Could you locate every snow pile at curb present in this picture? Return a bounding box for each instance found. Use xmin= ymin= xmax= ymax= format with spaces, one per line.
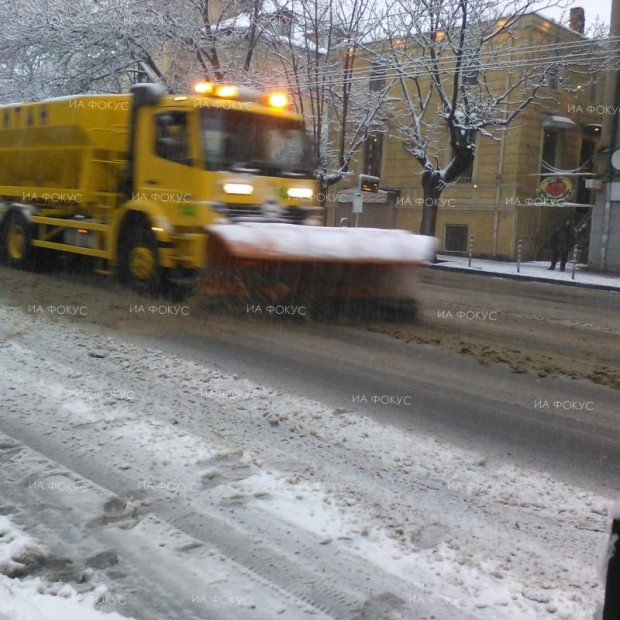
xmin=0 ymin=515 xmax=132 ymax=620
xmin=0 ymin=575 xmax=130 ymax=620
xmin=0 ymin=515 xmax=47 ymax=578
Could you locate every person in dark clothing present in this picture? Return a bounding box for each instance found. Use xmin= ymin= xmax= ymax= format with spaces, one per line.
xmin=548 ymin=219 xmax=576 ymax=271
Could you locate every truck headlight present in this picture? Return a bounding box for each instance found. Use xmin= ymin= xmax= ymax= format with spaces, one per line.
xmin=287 ymin=187 xmax=314 ymax=200
xmin=223 ymin=183 xmax=254 ymax=195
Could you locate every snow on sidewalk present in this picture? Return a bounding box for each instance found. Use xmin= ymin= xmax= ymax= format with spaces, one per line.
xmin=433 ymin=254 xmax=620 ymax=289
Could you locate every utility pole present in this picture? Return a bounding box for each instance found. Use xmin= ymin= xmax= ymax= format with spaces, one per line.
xmin=590 ymin=0 xmax=620 ymax=271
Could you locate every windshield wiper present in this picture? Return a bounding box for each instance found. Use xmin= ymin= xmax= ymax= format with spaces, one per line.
xmin=229 ymin=161 xmax=261 ymax=173
xmin=229 ymin=161 xmax=312 ymax=177
xmin=280 ymin=168 xmax=313 ymax=178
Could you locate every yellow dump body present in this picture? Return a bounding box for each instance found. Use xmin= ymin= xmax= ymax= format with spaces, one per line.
xmin=0 ymin=96 xmax=130 ymax=207
xmin=0 ymin=87 xmax=435 ymax=306
xmin=0 ymin=91 xmax=320 ymax=277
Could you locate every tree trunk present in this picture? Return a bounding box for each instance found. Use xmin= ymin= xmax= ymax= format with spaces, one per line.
xmin=418 ymin=145 xmax=474 ymax=237
xmin=419 ymin=172 xmax=443 ymax=237
xmin=319 ymin=176 xmax=329 ymax=226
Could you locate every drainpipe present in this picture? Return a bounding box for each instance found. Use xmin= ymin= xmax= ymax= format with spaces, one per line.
xmin=600 ymin=0 xmax=620 ymax=268
xmin=600 ymin=68 xmax=620 ymax=267
xmin=495 ymin=59 xmax=514 ymax=258
xmin=493 ymin=106 xmax=507 ymax=257
xmin=601 ymin=184 xmax=612 ymax=269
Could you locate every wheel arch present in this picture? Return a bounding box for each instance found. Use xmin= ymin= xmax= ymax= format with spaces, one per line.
xmin=1 ymin=203 xmax=36 ymax=225
xmin=111 ymin=200 xmax=171 ymax=270
xmin=0 ymin=204 xmax=38 ymax=266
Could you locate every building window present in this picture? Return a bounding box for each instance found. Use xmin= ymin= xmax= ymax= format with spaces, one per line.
xmin=273 ymin=12 xmax=293 ymax=37
xmin=462 ymin=51 xmax=480 ymax=86
xmin=444 ymin=224 xmax=468 ymax=252
xmin=547 ymin=64 xmax=559 ymax=91
xmin=540 ymin=129 xmax=559 ymax=173
xmin=456 ymin=158 xmax=473 ymax=183
xmin=454 ymin=132 xmax=476 ymax=183
xmin=456 ymin=143 xmax=475 ymax=183
xmin=364 ymin=133 xmax=383 ymax=177
xmin=369 ymin=61 xmax=386 ymax=92
xmin=155 ymin=112 xmax=190 ymax=165
xmin=590 ymin=75 xmax=597 ymax=105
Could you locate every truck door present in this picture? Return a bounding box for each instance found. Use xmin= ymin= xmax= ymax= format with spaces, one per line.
xmin=135 ymin=109 xmax=198 ymax=212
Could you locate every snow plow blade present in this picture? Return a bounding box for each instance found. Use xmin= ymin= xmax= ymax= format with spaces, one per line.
xmin=201 ymin=223 xmax=436 ymax=307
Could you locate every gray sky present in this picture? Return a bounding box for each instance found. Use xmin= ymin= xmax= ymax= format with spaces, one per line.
xmin=536 ymin=0 xmax=612 ymax=28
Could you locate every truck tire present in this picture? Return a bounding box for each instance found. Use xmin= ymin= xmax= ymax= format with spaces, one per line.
xmin=1 ymin=210 xmax=34 ymax=269
xmin=117 ymin=219 xmax=162 ymax=295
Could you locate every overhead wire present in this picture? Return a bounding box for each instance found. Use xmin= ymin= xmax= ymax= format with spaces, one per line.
xmin=1 ymin=0 xmax=617 ymax=93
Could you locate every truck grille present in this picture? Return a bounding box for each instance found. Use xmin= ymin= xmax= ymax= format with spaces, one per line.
xmin=222 ymin=204 xmax=307 ymax=224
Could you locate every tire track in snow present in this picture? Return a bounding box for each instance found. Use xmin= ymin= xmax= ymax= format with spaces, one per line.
xmin=0 ymin=304 xmax=612 ymax=619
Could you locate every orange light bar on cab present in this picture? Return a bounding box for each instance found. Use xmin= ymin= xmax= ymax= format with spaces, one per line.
xmin=194 ymin=82 xmax=214 ymax=94
xmin=214 ymin=85 xmax=239 ymax=98
xmin=267 ymin=92 xmax=288 ymax=108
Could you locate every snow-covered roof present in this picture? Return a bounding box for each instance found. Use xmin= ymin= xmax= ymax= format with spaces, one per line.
xmin=543 ymin=115 xmax=578 ymax=130
xmin=217 ymin=0 xmax=289 ymax=32
xmin=215 ymin=3 xmax=328 ymax=53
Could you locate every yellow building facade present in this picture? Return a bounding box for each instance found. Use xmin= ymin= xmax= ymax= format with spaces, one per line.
xmin=326 ymin=13 xmax=605 ymax=261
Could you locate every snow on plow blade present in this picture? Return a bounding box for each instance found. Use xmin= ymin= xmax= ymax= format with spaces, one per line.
xmin=202 ymin=223 xmax=436 ymax=303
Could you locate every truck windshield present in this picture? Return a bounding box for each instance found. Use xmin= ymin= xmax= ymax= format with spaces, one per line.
xmin=200 ymin=109 xmax=314 ymax=177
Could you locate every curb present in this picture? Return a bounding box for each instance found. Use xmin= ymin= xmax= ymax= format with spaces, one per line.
xmin=427 ymin=263 xmax=620 ymax=292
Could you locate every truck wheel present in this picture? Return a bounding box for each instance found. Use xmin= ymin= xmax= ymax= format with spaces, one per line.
xmin=2 ymin=211 xmax=34 ymax=269
xmin=117 ymin=221 xmax=162 ymax=295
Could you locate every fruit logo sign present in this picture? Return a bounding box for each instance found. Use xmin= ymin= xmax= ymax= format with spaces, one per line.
xmin=537 ymin=176 xmax=573 ymax=203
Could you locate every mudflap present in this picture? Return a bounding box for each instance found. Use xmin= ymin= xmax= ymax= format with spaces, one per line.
xmin=200 ymin=223 xmax=436 ymax=313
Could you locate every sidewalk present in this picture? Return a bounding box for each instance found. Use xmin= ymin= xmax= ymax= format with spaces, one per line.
xmin=429 ymin=254 xmax=620 ymax=291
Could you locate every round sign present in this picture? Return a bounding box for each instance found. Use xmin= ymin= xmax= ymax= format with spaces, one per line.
xmin=611 ymin=150 xmax=620 ymax=171
xmin=537 ymin=176 xmax=573 ymax=202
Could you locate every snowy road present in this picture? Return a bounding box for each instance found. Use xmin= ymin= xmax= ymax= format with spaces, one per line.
xmin=0 ymin=273 xmax=617 ymax=619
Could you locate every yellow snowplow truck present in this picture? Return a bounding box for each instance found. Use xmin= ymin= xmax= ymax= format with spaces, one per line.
xmin=0 ymin=83 xmax=435 ymax=308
